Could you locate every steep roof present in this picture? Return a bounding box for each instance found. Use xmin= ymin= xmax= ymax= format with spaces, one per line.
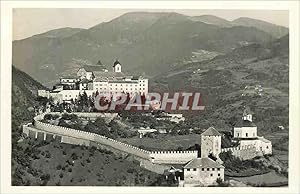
xmin=243 ymin=108 xmax=254 ymax=116
xmin=96 ymin=60 xmax=103 ymax=66
xmin=113 ymin=60 xmax=121 ymax=67
xmin=93 ymin=71 xmax=125 ymax=79
xmin=82 ymin=65 xmax=106 ymax=72
xmin=201 ymin=127 xmax=221 ymax=136
xmin=184 ymin=158 xmax=224 ymax=169
xmin=234 ymin=120 xmax=257 ymax=127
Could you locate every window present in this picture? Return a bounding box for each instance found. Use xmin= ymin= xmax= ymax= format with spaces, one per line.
xmin=193 ymin=168 xmax=196 ymax=171
xmin=246 ymin=133 xmax=248 ymax=137
xmin=207 ymin=168 xmax=210 ymax=171
xmin=218 ymin=173 xmax=220 ymax=176
xmin=212 ymin=168 xmax=215 ymax=171
xmin=187 ymin=169 xmax=190 ymax=171
xmin=202 ymin=168 xmax=204 ymax=171
xmin=237 ymin=133 xmax=239 ymax=137
xmin=266 ymin=146 xmax=269 ymax=149
xmin=217 ymin=168 xmax=220 ymax=171
xmin=210 ymin=174 xmax=213 ymax=177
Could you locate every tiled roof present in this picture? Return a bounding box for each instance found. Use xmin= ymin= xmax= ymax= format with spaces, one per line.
xmin=184 ymin=158 xmax=224 ymax=169
xmin=234 ymin=120 xmax=257 ymax=127
xmin=201 ymin=127 xmax=221 ymax=136
xmin=82 ymin=65 xmax=107 ymax=72
xmin=93 ymin=71 xmax=124 ymax=79
xmin=257 ymin=136 xmax=271 ymax=143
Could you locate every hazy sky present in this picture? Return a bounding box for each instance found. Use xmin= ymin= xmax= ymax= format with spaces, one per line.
xmin=13 ymin=9 xmax=289 ymax=40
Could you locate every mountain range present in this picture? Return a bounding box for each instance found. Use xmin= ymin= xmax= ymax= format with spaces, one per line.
xmin=12 ymin=12 xmax=288 ymax=87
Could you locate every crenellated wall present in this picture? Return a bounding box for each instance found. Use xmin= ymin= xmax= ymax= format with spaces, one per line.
xmin=31 ymin=117 xmax=151 ymax=160
xmin=221 ymin=145 xmax=261 ymax=160
xmin=42 ymin=112 xmax=118 ymax=121
xmin=149 ymin=150 xmax=198 ymax=164
xmin=24 ymin=112 xmax=201 ymax=168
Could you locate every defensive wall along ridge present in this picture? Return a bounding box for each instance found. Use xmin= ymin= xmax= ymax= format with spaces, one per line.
xmin=221 ymin=145 xmax=262 ymax=160
xmin=24 ymin=112 xmax=260 ymax=173
xmin=23 ymin=112 xmax=199 ymax=169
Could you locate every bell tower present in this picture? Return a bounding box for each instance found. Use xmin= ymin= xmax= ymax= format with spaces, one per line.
xmin=113 ymin=60 xmax=122 ymax=73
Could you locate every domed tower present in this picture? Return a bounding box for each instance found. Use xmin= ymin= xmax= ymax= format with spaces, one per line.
xmin=233 ymin=108 xmax=257 ymax=139
xmin=201 ymin=127 xmax=222 ymax=158
xmin=113 ymin=60 xmax=122 ymax=73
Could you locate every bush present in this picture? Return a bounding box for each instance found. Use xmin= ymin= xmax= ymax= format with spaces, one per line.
xmin=127 ymin=168 xmax=134 ymax=173
xmin=71 ymin=153 xmax=78 ymax=160
xmin=61 ymin=113 xmax=78 ymax=121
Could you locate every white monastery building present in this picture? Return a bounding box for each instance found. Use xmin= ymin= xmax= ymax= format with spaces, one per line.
xmin=38 ymin=60 xmax=148 ymax=103
xmin=233 ymin=109 xmax=272 ymax=155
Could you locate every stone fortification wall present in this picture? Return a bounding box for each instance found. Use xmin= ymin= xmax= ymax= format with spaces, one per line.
xmin=221 ymin=145 xmax=261 ymax=160
xmin=149 ymin=150 xmax=198 ymax=164
xmin=33 ymin=117 xmax=151 ymax=159
xmin=23 ymin=113 xmax=200 ymax=172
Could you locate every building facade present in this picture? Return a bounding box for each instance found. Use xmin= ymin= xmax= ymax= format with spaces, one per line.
xmin=38 ymin=60 xmax=148 ymax=103
xmin=233 ymin=110 xmax=272 ymax=155
xmin=201 ymin=127 xmax=222 ymax=158
xmin=183 ymin=158 xmax=224 ymax=187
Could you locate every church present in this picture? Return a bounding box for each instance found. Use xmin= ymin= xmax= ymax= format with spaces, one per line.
xmin=37 ymin=60 xmax=148 ymax=103
xmin=233 ymin=109 xmax=272 ymax=155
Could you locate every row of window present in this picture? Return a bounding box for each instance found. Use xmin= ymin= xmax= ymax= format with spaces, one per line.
xmin=64 ymin=91 xmax=146 ymax=98
xmin=95 ymin=88 xmax=146 ymax=91
xmin=189 ymin=173 xmax=221 ymax=179
xmin=187 ymin=168 xmax=221 ymax=171
xmin=236 ymin=132 xmax=256 ymax=137
xmin=94 ymin=84 xmax=146 ymax=87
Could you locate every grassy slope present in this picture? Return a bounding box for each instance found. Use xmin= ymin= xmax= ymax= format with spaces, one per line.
xmin=13 ymin=140 xmax=160 ymax=186
xmin=11 ymin=66 xmax=47 ymax=137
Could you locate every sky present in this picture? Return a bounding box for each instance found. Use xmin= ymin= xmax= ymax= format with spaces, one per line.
xmin=13 ymin=9 xmax=289 ymax=40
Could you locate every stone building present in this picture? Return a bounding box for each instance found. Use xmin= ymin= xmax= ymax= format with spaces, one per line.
xmin=183 ymin=157 xmax=224 ymax=187
xmin=200 ymin=127 xmax=222 ymax=158
xmin=233 ymin=110 xmax=272 ymax=155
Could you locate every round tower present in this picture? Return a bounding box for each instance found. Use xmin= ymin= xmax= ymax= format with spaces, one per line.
xmin=200 ymin=127 xmax=221 ymax=158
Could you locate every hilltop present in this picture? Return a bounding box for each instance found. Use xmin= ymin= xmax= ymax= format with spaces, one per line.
xmin=12 ymin=12 xmax=286 ymax=87
xmin=152 ymin=35 xmax=289 ymax=133
xmin=12 ymin=66 xmax=46 ymax=131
